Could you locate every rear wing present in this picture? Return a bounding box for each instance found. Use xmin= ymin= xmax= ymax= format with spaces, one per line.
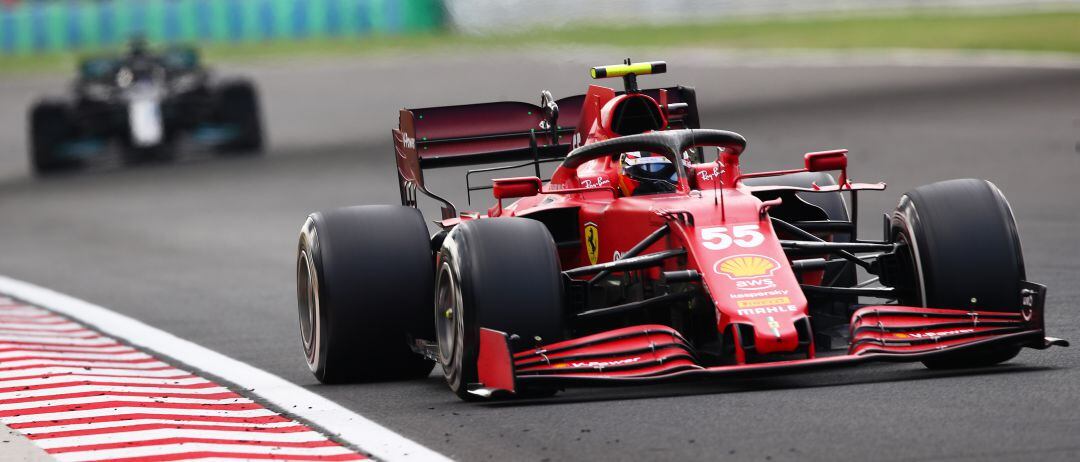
xmin=393 ymin=86 xmax=701 ymax=217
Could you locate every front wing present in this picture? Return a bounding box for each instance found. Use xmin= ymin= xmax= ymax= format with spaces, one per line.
xmin=471 ymin=291 xmax=1068 ymax=397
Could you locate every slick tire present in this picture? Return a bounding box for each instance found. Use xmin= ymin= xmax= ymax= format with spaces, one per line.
xmin=435 ymin=218 xmax=565 ymax=400
xmin=296 ymin=205 xmax=435 ymax=383
xmin=29 ymin=99 xmax=79 ymax=175
xmin=891 ymin=179 xmax=1025 ymax=369
xmin=215 ymin=79 xmax=264 ymax=154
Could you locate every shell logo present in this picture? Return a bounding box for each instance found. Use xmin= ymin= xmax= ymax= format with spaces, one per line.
xmin=713 ymin=255 xmax=780 ymax=279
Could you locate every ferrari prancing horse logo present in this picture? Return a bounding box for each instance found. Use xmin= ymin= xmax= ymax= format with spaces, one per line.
xmin=584 ymin=222 xmax=599 ymax=265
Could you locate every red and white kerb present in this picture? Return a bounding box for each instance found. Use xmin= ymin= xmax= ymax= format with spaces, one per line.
xmin=0 ymin=296 xmax=365 ymax=461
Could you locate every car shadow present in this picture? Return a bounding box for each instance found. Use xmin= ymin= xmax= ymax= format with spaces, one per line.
xmin=479 ymin=362 xmax=1058 ymax=409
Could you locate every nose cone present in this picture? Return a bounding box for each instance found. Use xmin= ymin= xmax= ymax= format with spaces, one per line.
xmin=679 ymin=195 xmax=810 ymax=359
xmin=704 ymin=253 xmax=808 ymax=356
xmin=671 ymin=188 xmax=811 ymax=361
xmin=742 ymin=304 xmax=803 ymax=354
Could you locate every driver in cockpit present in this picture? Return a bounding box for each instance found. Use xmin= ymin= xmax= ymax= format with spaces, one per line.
xmin=616 ymin=151 xmax=678 ymax=196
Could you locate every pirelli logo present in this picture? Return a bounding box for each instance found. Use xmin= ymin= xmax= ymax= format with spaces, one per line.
xmin=736 ymin=297 xmax=791 ymax=308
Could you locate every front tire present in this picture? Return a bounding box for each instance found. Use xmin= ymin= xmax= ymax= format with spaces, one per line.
xmin=296 ymin=205 xmax=435 ymax=383
xmin=891 ymin=179 xmax=1025 ymax=369
xmin=29 ymin=99 xmax=80 ymax=175
xmin=436 ymin=218 xmax=565 ymax=400
xmin=214 ymin=79 xmax=264 ymax=154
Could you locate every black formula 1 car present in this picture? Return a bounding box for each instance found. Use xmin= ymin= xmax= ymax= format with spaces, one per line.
xmin=28 ymin=37 xmax=264 ymax=174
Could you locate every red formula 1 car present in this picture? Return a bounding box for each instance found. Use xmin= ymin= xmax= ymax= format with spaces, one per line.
xmin=295 ymin=60 xmax=1067 ymax=400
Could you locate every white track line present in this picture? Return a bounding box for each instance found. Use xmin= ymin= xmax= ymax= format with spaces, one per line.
xmin=0 ymin=395 xmax=256 ymax=412
xmin=1 ymin=408 xmax=282 ymax=424
xmin=0 ymin=366 xmax=179 ymax=377
xmin=0 ymin=344 xmax=134 ymax=353
xmin=36 ymin=428 xmax=337 ymax=448
xmin=0 ymin=385 xmax=233 ymax=399
xmin=0 ymin=350 xmax=151 ymax=361
xmin=53 ymin=444 xmax=359 ymax=462
xmin=0 ymin=335 xmax=117 ymax=346
xmin=0 ymin=275 xmax=450 ymax=462
xmin=0 ymin=374 xmax=204 ymax=386
xmin=20 ymin=419 xmax=303 ymax=435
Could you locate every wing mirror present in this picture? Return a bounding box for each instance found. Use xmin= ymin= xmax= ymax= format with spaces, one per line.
xmin=804 ymin=149 xmax=848 ymax=185
xmin=804 ymin=149 xmax=847 ymax=172
xmin=490 ymin=177 xmax=542 ymax=217
xmin=493 ymin=177 xmax=542 ymax=200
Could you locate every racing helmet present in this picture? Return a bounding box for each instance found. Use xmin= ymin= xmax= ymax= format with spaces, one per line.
xmin=617 ymin=152 xmax=678 ymax=196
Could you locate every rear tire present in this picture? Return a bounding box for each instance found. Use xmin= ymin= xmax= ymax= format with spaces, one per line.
xmin=29 ymin=99 xmax=80 ymax=175
xmin=891 ymin=179 xmax=1025 ymax=369
xmin=435 ymin=218 xmax=565 ymax=400
xmin=296 ymin=205 xmax=435 ymax=383
xmin=214 ymin=79 xmax=264 ymax=154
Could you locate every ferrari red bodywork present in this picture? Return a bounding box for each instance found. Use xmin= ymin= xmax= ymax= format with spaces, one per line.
xmin=391 ymin=61 xmax=1066 ymax=398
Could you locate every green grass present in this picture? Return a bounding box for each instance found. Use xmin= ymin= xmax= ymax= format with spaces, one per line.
xmin=3 ymin=11 xmax=1078 ymax=75
xmin=533 ymin=11 xmax=1080 ymax=53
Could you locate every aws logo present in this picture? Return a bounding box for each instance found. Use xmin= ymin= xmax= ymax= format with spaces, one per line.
xmin=733 ymin=278 xmax=776 ymax=291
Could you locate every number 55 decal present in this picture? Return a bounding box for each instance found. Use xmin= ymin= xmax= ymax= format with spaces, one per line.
xmin=700 ymin=224 xmax=765 ymax=250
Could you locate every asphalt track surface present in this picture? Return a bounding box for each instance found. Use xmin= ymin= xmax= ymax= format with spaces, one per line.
xmin=0 ymin=51 xmax=1078 ymax=461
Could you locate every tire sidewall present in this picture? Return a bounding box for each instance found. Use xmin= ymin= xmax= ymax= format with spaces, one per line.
xmin=297 ymin=216 xmax=328 ymax=376
xmin=435 ymin=235 xmax=478 ymax=396
xmin=891 ymin=195 xmax=929 ymax=307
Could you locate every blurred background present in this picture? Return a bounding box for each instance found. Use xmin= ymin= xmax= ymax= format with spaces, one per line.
xmin=0 ymin=0 xmax=1077 ymax=60
xmin=0 ymin=2 xmax=1078 ymax=461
